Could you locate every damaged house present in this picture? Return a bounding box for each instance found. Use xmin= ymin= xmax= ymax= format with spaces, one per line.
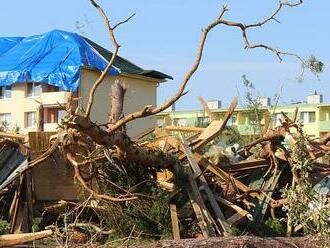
xmin=0 ymin=29 xmax=172 ymax=136
xmin=0 ymin=30 xmax=171 ymax=233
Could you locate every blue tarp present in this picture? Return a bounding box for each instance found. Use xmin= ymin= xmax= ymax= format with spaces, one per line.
xmin=0 ymin=30 xmax=119 ymax=92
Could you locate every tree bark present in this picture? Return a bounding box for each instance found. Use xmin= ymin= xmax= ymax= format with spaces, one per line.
xmin=66 ymin=115 xmax=176 ymax=168
xmin=0 ymin=230 xmax=52 ymax=247
xmin=108 ymin=80 xmax=126 ymax=132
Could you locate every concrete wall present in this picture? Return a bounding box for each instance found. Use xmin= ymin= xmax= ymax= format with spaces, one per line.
xmin=79 ymin=68 xmax=158 ymax=137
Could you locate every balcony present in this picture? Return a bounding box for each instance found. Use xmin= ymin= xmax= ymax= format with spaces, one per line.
xmin=319 ymin=120 xmax=330 ymax=132
xmin=41 ymin=91 xmax=70 ymax=106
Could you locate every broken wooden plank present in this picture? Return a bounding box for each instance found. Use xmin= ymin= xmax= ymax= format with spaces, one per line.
xmin=192 ymin=152 xmax=260 ymax=198
xmin=165 ymin=136 xmax=256 ymax=198
xmin=193 ymin=97 xmax=238 ymax=149
xmin=0 ymin=230 xmax=53 ymax=247
xmin=186 ymin=186 xmax=210 ymax=238
xmin=181 ymin=140 xmax=230 ymax=236
xmin=222 ymin=159 xmax=269 ymax=173
xmin=0 ymin=131 xmax=26 ymax=142
xmin=197 ymin=121 xmax=223 ymax=141
xmin=170 ymin=204 xmax=180 ymax=240
xmin=227 ymin=212 xmax=249 ymax=227
xmin=215 ymin=196 xmax=253 ymax=227
xmin=198 ymin=96 xmax=217 ymax=121
xmin=184 ymin=163 xmax=217 ymax=238
xmin=249 ymin=164 xmax=286 ymax=224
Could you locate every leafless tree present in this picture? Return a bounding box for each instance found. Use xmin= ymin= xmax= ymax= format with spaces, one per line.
xmin=27 ymin=0 xmax=323 ymax=202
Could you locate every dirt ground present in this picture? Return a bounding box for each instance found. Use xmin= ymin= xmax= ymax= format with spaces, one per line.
xmin=138 ymin=236 xmax=329 ymax=248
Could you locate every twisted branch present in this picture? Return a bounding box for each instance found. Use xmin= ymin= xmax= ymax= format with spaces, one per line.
xmin=84 ymin=0 xmax=134 ymax=118
xmin=108 ymin=1 xmax=305 ymax=134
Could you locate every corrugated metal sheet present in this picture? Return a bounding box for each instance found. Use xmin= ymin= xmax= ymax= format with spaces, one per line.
xmin=0 ymin=146 xmax=27 ymax=190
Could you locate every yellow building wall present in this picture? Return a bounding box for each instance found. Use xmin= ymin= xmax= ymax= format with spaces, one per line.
xmin=0 ymin=70 xmax=159 ymax=137
xmin=0 ymin=83 xmax=40 ymax=133
xmin=273 ymin=105 xmax=320 ymax=137
xmin=79 ymin=68 xmax=158 ymax=137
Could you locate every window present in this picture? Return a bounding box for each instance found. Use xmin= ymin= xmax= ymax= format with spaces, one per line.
xmin=196 ymin=117 xmax=210 ymax=127
xmin=45 ymin=108 xmax=58 ymax=123
xmin=27 ymin=83 xmax=41 ymax=97
xmin=0 ymin=86 xmax=12 ymax=99
xmin=300 ymin=112 xmax=316 ymax=124
xmin=0 ymin=113 xmax=12 ymax=127
xmin=227 ymin=115 xmax=237 ymax=126
xmin=175 ymin=118 xmax=187 ymax=127
xmin=25 ymin=112 xmax=36 ymax=127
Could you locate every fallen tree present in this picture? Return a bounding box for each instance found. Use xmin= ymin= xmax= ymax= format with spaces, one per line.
xmin=1 ymin=0 xmax=327 ymax=245
xmin=24 ymin=0 xmax=323 ymax=203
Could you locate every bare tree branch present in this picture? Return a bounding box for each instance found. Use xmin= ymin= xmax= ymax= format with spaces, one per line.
xmin=84 ymin=0 xmax=134 ymax=118
xmin=107 ymin=1 xmax=306 ymax=134
xmin=113 ymin=13 xmax=136 ymax=30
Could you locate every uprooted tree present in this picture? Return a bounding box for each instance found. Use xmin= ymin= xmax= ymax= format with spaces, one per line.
xmin=26 ymin=0 xmax=323 ymax=205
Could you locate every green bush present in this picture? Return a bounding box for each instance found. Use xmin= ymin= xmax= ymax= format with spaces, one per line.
xmin=0 ymin=219 xmax=9 ymax=235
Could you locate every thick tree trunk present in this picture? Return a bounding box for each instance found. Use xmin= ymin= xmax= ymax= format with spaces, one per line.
xmin=67 ymin=115 xmax=176 ymax=168
xmin=108 ymin=80 xmax=126 ymax=132
xmin=37 ymin=105 xmax=44 ymax=132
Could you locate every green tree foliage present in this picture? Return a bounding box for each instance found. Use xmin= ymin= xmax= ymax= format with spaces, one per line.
xmin=282 ymin=132 xmax=330 ymax=236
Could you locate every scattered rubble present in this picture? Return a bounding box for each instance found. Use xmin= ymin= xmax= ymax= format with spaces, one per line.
xmin=1 ymin=95 xmax=330 ymax=247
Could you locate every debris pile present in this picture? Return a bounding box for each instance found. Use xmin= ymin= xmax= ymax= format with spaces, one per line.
xmin=1 ymin=96 xmax=330 ymax=247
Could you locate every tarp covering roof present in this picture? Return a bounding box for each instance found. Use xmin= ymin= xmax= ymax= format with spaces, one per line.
xmin=0 ymin=30 xmax=172 ymax=92
xmin=0 ymin=30 xmax=119 ymax=92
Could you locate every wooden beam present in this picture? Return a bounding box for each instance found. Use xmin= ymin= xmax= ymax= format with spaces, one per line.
xmin=165 ymin=135 xmax=258 ymax=198
xmin=193 ymin=97 xmax=238 ymax=149
xmin=0 ymin=132 xmax=26 ymax=141
xmin=184 ymin=164 xmax=217 ymax=238
xmin=181 ymin=140 xmax=230 ymax=236
xmin=0 ymin=230 xmax=53 ymax=247
xmin=215 ymin=196 xmax=253 ymax=227
xmin=222 ymin=159 xmax=269 ymax=173
xmin=192 ymin=152 xmax=260 ymax=198
xmin=170 ymin=204 xmax=180 ymax=240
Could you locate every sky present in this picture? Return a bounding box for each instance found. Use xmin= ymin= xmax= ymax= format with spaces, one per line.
xmin=1 ymin=0 xmax=329 ymax=110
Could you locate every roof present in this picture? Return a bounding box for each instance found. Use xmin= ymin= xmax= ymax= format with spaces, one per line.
xmin=84 ymin=37 xmax=173 ymax=80
xmin=0 ymin=143 xmax=28 ymax=191
xmin=0 ymin=30 xmax=172 ymax=92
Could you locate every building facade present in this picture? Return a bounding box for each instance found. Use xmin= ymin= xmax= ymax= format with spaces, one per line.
xmin=157 ymin=95 xmax=330 ymax=140
xmin=0 ymin=30 xmax=172 ymax=137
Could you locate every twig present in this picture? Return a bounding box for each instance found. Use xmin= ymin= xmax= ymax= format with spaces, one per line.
xmin=108 ymin=1 xmax=306 ymax=134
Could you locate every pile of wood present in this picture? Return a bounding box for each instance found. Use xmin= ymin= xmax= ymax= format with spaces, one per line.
xmin=1 ymin=95 xmax=330 ymax=246
xmin=1 ymin=0 xmax=329 ymax=245
xmin=135 ymin=97 xmax=330 ymax=240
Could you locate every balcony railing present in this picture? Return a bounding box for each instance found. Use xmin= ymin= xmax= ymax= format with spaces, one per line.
xmin=41 ymin=91 xmax=70 ymax=106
